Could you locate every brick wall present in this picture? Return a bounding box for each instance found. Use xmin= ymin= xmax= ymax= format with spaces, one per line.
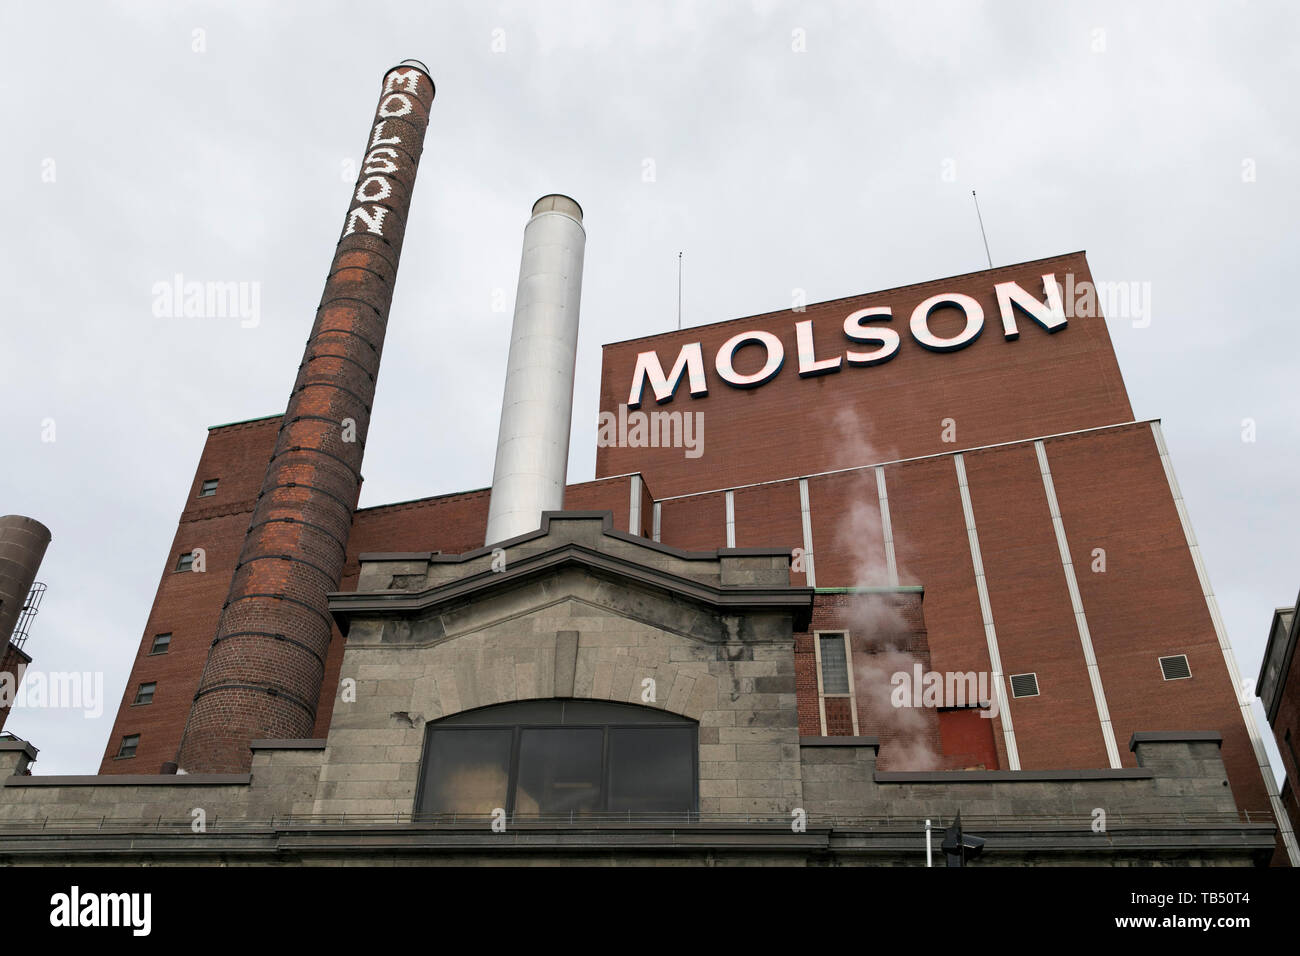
xmin=99 ymin=416 xmax=282 ymax=773
xmin=795 ymin=592 xmax=944 ymax=771
xmin=99 ymin=424 xmax=635 ymax=774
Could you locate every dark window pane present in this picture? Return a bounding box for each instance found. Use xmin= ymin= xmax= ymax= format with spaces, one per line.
xmin=819 ymin=634 xmax=850 ymax=694
xmin=515 ymin=728 xmax=603 ymax=817
xmin=608 ymin=727 xmax=695 ymax=813
xmin=421 ymin=729 xmax=512 ymax=815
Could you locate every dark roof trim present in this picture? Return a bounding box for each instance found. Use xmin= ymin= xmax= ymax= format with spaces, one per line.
xmin=0 ymin=739 xmax=38 ymax=760
xmin=1 ymin=644 xmax=32 ymax=665
xmin=800 ymin=736 xmax=880 ymax=748
xmin=206 ymin=412 xmax=282 ymax=431
xmin=1128 ymin=731 xmax=1223 ymax=752
xmin=330 ymin=541 xmax=814 ymax=633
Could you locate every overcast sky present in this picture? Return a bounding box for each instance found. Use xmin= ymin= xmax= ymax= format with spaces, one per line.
xmin=2 ymin=0 xmax=1297 ymax=777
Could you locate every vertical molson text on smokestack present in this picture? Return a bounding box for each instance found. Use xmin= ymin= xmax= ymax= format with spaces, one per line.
xmin=176 ymin=62 xmax=434 ymax=774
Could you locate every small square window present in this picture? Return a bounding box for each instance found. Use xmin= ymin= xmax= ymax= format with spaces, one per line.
xmin=198 ymin=478 xmax=219 ymax=498
xmin=175 ymin=552 xmax=195 ymax=572
xmin=118 ymin=734 xmax=139 ymax=759
xmin=149 ymin=633 xmax=172 ymax=655
xmin=134 ymin=682 xmax=156 ymax=705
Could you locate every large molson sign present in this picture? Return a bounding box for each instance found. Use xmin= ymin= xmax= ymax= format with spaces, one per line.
xmin=628 ymin=273 xmax=1066 ymax=407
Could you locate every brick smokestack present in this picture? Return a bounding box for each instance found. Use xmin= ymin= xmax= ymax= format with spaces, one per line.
xmin=177 ymin=61 xmax=434 ymax=773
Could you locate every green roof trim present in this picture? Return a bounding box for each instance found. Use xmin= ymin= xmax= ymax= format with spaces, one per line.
xmin=207 ymin=412 xmax=283 ymax=431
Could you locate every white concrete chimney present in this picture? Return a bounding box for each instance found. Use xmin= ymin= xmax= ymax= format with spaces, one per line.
xmin=484 ymin=194 xmax=586 ymax=546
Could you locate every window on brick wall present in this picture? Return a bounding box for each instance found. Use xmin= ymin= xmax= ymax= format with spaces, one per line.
xmin=134 ymin=682 xmax=156 ymax=705
xmin=149 ymin=633 xmax=171 ymax=655
xmin=814 ymin=631 xmax=859 ymax=736
xmin=198 ymin=478 xmax=219 ymax=498
xmin=416 ymin=699 xmax=697 ymax=819
xmin=175 ymin=552 xmax=195 ymax=572
xmin=117 ymin=735 xmax=139 ymax=758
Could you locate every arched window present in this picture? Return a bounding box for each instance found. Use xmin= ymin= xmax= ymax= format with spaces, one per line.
xmin=415 ymin=699 xmax=697 ymax=819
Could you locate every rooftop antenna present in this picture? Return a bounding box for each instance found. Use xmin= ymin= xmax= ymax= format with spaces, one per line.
xmin=677 ymin=251 xmax=683 ymax=329
xmin=972 ymin=190 xmax=993 ymax=269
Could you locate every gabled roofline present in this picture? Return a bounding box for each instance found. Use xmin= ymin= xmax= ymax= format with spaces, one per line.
xmin=331 ymin=536 xmax=813 ymax=634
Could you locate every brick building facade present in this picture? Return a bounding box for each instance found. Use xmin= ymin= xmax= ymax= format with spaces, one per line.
xmin=88 ymin=250 xmax=1296 ymax=864
xmin=3 ymin=60 xmax=1290 ymax=866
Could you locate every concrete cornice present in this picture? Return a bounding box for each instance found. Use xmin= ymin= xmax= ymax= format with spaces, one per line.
xmin=0 ymin=739 xmax=38 ymax=760
xmin=3 ymin=773 xmax=251 ymax=787
xmin=249 ymin=739 xmax=327 ymax=751
xmin=331 ymin=539 xmax=814 ymax=633
xmin=0 ymin=818 xmax=1275 ymax=865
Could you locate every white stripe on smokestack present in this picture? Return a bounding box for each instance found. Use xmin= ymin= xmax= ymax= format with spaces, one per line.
xmin=485 ymin=195 xmax=586 ymax=546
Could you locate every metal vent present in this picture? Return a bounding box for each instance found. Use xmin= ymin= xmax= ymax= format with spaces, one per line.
xmin=1009 ymin=672 xmax=1039 ymax=698
xmin=1159 ymin=654 xmax=1191 ymax=680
